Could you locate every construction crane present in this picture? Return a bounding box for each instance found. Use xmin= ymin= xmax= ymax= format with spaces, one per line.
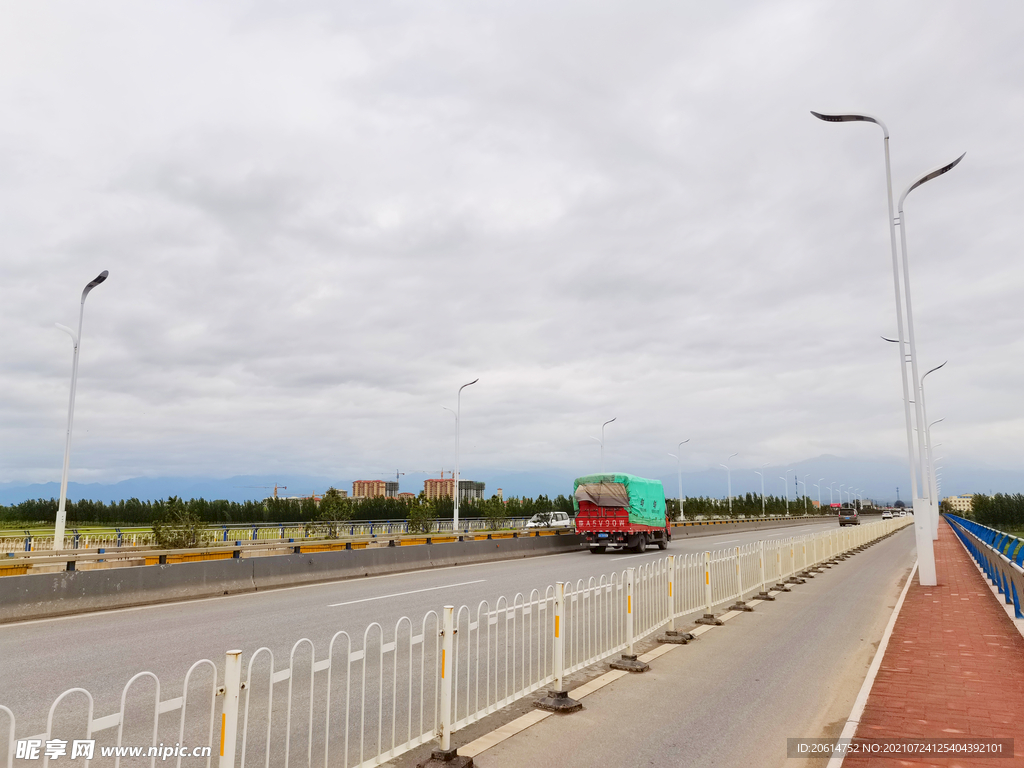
xmin=236 ymin=484 xmax=288 ymax=499
xmin=373 ymin=470 xmax=406 ymax=484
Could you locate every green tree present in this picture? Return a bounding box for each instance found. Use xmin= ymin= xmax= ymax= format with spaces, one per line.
xmin=152 ymin=496 xmax=210 ymax=548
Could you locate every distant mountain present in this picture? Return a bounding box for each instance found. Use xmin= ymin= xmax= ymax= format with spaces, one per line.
xmin=1 ymin=457 xmax=1020 ymax=506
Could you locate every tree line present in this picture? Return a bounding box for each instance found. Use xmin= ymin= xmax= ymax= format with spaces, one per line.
xmin=958 ymin=493 xmax=1024 ymax=531
xmin=1 ymin=490 xmax=826 ymax=528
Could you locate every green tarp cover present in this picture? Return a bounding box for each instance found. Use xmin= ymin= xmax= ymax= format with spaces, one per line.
xmin=572 ymin=473 xmax=666 ymax=527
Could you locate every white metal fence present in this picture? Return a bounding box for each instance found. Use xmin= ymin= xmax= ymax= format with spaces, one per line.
xmin=1 ymin=518 xmax=909 ymax=767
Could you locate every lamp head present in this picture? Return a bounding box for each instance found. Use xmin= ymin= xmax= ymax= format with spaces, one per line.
xmin=810 ymin=111 xmax=887 ymax=137
xmin=82 ymin=270 xmax=109 ymax=301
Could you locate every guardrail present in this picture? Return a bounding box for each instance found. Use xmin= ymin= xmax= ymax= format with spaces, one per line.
xmin=0 ymin=514 xmax=841 ymax=575
xmin=945 ymin=514 xmax=1024 ymax=619
xmin=0 ymin=517 xmax=910 ymax=768
xmin=0 ymin=518 xmax=536 ymax=554
xmin=0 ymin=512 xmax=844 ymax=554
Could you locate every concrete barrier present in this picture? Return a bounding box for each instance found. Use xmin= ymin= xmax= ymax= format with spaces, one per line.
xmin=0 ymin=533 xmax=585 ymax=624
xmin=0 ymin=557 xmax=258 ymax=624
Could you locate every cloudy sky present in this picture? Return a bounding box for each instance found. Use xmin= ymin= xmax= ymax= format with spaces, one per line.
xmin=2 ymin=1 xmax=1022 ymax=501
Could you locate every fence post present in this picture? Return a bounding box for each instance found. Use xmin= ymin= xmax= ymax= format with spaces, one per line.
xmin=757 ymin=540 xmax=775 ymax=600
xmin=785 ymin=538 xmax=804 ymax=585
xmin=658 ymin=555 xmax=695 ymax=643
xmin=696 ymin=551 xmax=724 ymax=624
xmin=611 ymin=568 xmax=650 ymax=670
xmin=218 ymin=650 xmax=242 ymax=768
xmin=440 ymin=606 xmax=454 ymax=751
xmin=729 ymin=546 xmax=753 ymax=611
xmin=536 ymin=582 xmax=582 ymax=711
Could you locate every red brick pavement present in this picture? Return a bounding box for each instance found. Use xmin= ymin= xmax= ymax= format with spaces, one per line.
xmin=844 ymin=518 xmax=1024 ymax=767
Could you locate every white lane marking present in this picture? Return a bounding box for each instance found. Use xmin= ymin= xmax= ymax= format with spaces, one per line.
xmin=717 ymin=539 xmax=740 ymax=544
xmin=609 ymin=553 xmax=662 ymax=562
xmin=328 ymin=579 xmax=486 ymax=607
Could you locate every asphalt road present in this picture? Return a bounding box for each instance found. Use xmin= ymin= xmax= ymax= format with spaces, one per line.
xmin=466 ymin=525 xmax=917 ymax=768
xmin=0 ymin=518 xmax=847 ymax=756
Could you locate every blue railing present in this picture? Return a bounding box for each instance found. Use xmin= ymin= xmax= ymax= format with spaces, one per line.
xmin=945 ymin=513 xmax=1024 ymax=619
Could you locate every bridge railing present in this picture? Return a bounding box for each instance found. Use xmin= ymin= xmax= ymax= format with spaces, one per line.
xmin=0 ymin=518 xmax=909 ymax=768
xmin=945 ymin=514 xmax=1024 ymax=619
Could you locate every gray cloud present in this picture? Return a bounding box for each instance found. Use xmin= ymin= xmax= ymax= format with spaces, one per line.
xmin=2 ymin=1 xmax=1023 ymax=500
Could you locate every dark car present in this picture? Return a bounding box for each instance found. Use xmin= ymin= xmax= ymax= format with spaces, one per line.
xmin=838 ymin=508 xmax=860 ymax=526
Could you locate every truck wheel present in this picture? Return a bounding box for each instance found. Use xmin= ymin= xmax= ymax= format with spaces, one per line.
xmin=590 ymin=546 xmax=607 ymax=554
xmin=635 ymin=535 xmax=647 ymax=553
xmin=657 ymin=536 xmax=668 ymax=550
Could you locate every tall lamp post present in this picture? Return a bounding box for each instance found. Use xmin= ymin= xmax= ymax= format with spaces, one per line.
xmin=591 ymin=418 xmax=616 ymax=474
xmin=754 ymin=463 xmax=769 ymax=517
xmin=54 ymin=270 xmax=109 ymax=552
xmin=668 ymin=438 xmax=690 ymax=520
xmin=811 ymin=111 xmax=955 ymax=586
xmin=925 ymin=417 xmax=945 ymax=538
xmin=452 ymin=378 xmax=479 ymax=532
xmin=816 ymin=477 xmax=825 ymax=511
xmin=782 ymin=469 xmax=793 ymax=515
xmin=898 ymin=153 xmax=965 ymax=571
xmin=719 ymin=453 xmax=738 ymax=514
xmin=920 ymin=361 xmax=947 ymax=539
xmin=800 ymin=475 xmax=810 ymax=514
xmin=828 ymin=482 xmax=837 ymax=508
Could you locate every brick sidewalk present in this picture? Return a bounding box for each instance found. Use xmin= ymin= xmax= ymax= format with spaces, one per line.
xmin=844 ymin=518 xmax=1024 ymax=768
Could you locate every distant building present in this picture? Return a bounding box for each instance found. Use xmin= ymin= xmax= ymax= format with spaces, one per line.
xmin=397 ymin=492 xmax=416 ymax=500
xmin=944 ymin=494 xmax=974 ymax=513
xmin=497 ymin=488 xmax=503 ymax=501
xmin=423 ymin=478 xmax=485 ymax=501
xmin=352 ymin=480 xmax=386 ymax=499
xmin=424 ymin=478 xmax=454 ymax=500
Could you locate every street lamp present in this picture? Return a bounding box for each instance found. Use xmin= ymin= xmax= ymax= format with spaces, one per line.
xmin=719 ymin=453 xmax=738 ymax=514
xmin=898 ymin=154 xmax=964 ymax=555
xmin=782 ymin=469 xmax=793 ymax=515
xmin=754 ymin=463 xmax=769 ymax=517
xmin=54 ymin=270 xmax=109 ymax=552
xmin=920 ymin=361 xmax=946 ymax=539
xmin=812 ymin=112 xmax=919 ymax=507
xmin=591 ymin=418 xmax=617 ymax=474
xmin=800 ymin=475 xmax=810 ymax=514
xmin=839 ymin=484 xmax=845 ymax=509
xmin=812 ymin=111 xmax=960 ymax=587
xmin=453 ymin=378 xmax=479 ymax=532
xmin=816 ymin=477 xmax=825 ymax=511
xmin=925 ymin=416 xmax=945 ymax=538
xmin=668 ymin=439 xmax=690 ymax=520
xmin=828 ymin=482 xmax=836 ymax=508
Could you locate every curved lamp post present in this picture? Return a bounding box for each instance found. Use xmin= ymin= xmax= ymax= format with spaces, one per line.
xmin=812 ymin=112 xmax=919 ymax=508
xmin=817 ymin=477 xmax=825 ymax=511
xmin=591 ymin=418 xmax=617 ymax=474
xmin=899 ymin=156 xmax=964 ymax=554
xmin=719 ymin=453 xmax=738 ymax=514
xmin=55 ymin=270 xmax=109 ymax=552
xmin=920 ymin=361 xmax=947 ymax=539
xmin=812 ymin=112 xmax=963 ymax=586
xmin=754 ymin=463 xmax=769 ymax=517
xmin=782 ymin=469 xmax=793 ymax=515
xmin=453 ymin=378 xmax=479 ymax=532
xmin=668 ymin=438 xmax=690 ymax=520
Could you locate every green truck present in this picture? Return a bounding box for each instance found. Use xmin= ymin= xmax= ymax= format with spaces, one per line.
xmin=573 ymin=473 xmax=671 ymax=553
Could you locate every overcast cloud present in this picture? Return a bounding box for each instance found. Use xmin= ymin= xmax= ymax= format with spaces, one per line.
xmin=2 ymin=1 xmax=1022 ymax=499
